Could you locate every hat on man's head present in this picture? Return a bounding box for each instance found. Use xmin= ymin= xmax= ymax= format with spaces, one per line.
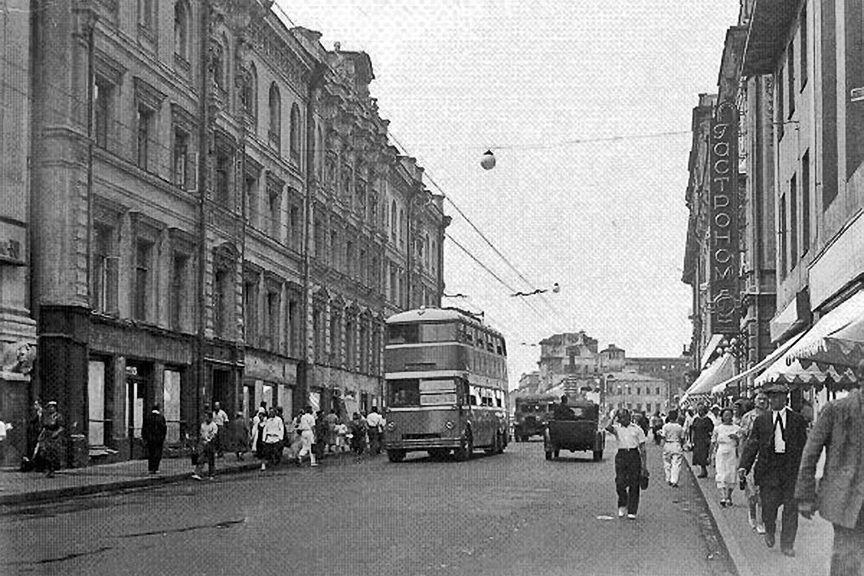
xmin=762 ymin=382 xmax=790 ymax=395
xmin=46 ymin=401 xmax=58 ymax=407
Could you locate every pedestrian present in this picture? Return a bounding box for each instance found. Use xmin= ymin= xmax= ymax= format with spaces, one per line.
xmin=296 ymin=405 xmax=317 ymax=467
xmin=660 ymin=410 xmax=685 ymax=487
xmin=228 ymin=411 xmax=249 ymax=460
xmin=274 ymin=406 xmax=286 ymax=465
xmin=682 ymin=406 xmax=696 ymax=451
xmin=142 ymin=403 xmax=167 ymax=474
xmin=711 ymin=407 xmax=741 ymax=507
xmin=690 ymin=403 xmax=714 ymax=478
xmin=350 ymin=412 xmax=367 ymax=454
xmin=366 ymin=406 xmax=385 ymax=455
xmin=36 ymin=401 xmax=65 ymax=478
xmin=193 ymin=411 xmax=218 ymax=480
xmin=212 ymin=401 xmax=228 ymax=458
xmin=314 ymin=410 xmax=327 ymax=460
xmin=650 ymin=412 xmax=664 ymax=445
xmin=796 ymin=364 xmax=864 ymax=575
xmin=257 ymin=407 xmax=284 ymax=471
xmin=740 ymin=392 xmax=768 ymax=534
xmin=335 ymin=420 xmax=348 ymax=453
xmin=738 ymin=383 xmax=808 ymax=556
xmin=709 ymin=404 xmax=722 ymax=427
xmin=604 ymin=408 xmax=648 ymax=520
xmin=250 ymin=407 xmax=267 ymax=463
xmin=324 ymin=408 xmax=339 ymax=453
xmin=24 ymin=400 xmax=42 ymax=470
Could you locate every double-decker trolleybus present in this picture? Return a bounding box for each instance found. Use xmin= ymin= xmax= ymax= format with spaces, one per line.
xmin=383 ymin=307 xmax=509 ymax=462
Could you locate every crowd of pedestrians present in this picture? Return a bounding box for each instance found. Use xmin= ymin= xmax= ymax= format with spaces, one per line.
xmin=185 ymin=402 xmax=389 ymax=479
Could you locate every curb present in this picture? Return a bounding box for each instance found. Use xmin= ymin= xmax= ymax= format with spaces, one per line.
xmin=0 ymin=461 xmax=263 ymax=506
xmin=683 ymin=457 xmax=753 ymax=576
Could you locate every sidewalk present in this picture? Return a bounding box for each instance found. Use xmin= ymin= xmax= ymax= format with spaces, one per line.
xmin=684 ymin=457 xmax=833 ymax=576
xmin=0 ymin=450 xmax=352 ymax=506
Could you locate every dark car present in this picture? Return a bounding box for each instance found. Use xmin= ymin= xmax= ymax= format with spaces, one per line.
xmin=543 ymin=400 xmax=605 ymax=461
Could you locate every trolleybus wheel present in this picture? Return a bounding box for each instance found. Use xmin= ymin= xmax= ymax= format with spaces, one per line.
xmin=544 ymin=450 xmax=552 ymax=460
xmin=387 ymin=450 xmax=406 ymax=462
xmin=553 ymin=449 xmax=560 ymax=459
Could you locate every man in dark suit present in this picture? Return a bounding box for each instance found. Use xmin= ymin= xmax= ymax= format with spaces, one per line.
xmin=738 ymin=383 xmax=808 ymax=557
xmin=142 ymin=403 xmax=168 ymax=474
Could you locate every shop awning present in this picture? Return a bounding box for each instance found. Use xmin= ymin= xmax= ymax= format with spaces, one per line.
xmin=784 ymin=290 xmax=864 ymax=371
xmin=755 ymin=358 xmax=858 ymax=390
xmin=683 ymin=354 xmax=736 ymax=400
xmin=700 ymin=334 xmax=725 ymax=369
xmin=710 ymin=333 xmax=806 ymax=395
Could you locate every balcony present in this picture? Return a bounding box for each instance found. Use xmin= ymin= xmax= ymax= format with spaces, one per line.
xmin=742 ymin=0 xmax=798 ymax=76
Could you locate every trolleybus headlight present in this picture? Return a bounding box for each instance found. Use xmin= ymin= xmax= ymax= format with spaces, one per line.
xmin=445 ymin=421 xmax=454 ymax=430
xmin=386 ymin=422 xmax=396 ymax=432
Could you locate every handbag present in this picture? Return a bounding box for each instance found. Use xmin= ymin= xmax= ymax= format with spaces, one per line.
xmin=640 ymin=471 xmax=650 ymax=490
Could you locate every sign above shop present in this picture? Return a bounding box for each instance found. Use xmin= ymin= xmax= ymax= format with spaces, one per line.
xmin=708 ymin=100 xmax=740 ymax=334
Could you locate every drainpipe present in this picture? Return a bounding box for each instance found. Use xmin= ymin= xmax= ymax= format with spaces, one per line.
xmin=195 ymin=0 xmax=211 ymax=437
xmin=300 ymin=63 xmax=327 ymax=407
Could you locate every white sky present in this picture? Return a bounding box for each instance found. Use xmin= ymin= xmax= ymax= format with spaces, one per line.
xmin=277 ymin=1 xmax=742 ymax=389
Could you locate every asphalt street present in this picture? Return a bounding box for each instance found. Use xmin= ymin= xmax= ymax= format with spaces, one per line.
xmin=0 ymin=441 xmax=735 ymax=576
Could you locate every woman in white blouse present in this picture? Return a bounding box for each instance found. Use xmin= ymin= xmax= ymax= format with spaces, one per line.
xmin=711 ymin=407 xmax=741 ymax=507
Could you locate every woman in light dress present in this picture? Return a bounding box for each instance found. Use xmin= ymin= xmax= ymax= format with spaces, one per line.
xmin=711 ymin=407 xmax=741 ymax=507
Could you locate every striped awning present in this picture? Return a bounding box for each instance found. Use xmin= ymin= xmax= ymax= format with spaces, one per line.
xmin=682 ymin=354 xmax=736 ymax=402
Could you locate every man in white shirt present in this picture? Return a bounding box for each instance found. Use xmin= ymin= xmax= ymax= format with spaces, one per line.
xmin=260 ymin=407 xmax=285 ymax=471
xmin=193 ymin=411 xmax=219 ymax=480
xmin=212 ymin=402 xmax=229 ymax=457
xmin=366 ymin=407 xmax=386 ymax=455
xmin=296 ymin=406 xmax=318 ymax=467
xmin=604 ymin=409 xmax=648 ymax=519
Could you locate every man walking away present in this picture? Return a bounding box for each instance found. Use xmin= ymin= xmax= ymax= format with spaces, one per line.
xmin=738 ymin=383 xmax=807 ymax=557
xmin=193 ymin=411 xmax=218 ymax=480
xmin=661 ymin=410 xmax=685 ymax=487
xmin=366 ymin=407 xmax=385 ymax=455
xmin=296 ymin=406 xmax=317 ymax=467
xmin=796 ymin=365 xmax=864 ymax=575
xmin=604 ymin=409 xmax=648 ymax=520
xmin=142 ymin=403 xmax=167 ymax=474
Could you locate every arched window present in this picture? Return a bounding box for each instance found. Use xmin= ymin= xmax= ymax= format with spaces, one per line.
xmin=390 ymin=201 xmax=397 ymax=241
xmin=289 ymin=103 xmax=301 ymax=162
xmin=240 ymin=62 xmax=257 ymax=124
xmin=173 ymin=1 xmax=189 ymax=61
xmin=399 ymin=209 xmax=405 ymax=247
xmin=424 ymin=234 xmax=430 ymax=269
xmin=268 ymin=83 xmax=281 ymax=150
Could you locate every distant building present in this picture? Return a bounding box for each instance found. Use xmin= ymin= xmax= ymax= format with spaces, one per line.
xmin=603 ymin=372 xmax=669 ymax=416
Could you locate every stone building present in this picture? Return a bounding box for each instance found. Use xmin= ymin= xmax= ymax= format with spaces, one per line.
xmin=0 ymin=0 xmax=37 ymax=466
xmin=684 ymin=0 xmax=864 ymax=407
xmin=26 ymin=0 xmax=446 ymax=463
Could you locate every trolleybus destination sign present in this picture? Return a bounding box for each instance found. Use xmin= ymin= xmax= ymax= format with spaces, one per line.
xmin=708 ymin=100 xmax=739 ymax=334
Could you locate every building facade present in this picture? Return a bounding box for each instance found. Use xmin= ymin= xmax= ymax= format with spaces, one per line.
xmin=27 ymin=0 xmax=447 ymax=463
xmin=0 ymin=0 xmax=37 ymax=466
xmin=684 ymin=0 xmax=864 ymax=407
